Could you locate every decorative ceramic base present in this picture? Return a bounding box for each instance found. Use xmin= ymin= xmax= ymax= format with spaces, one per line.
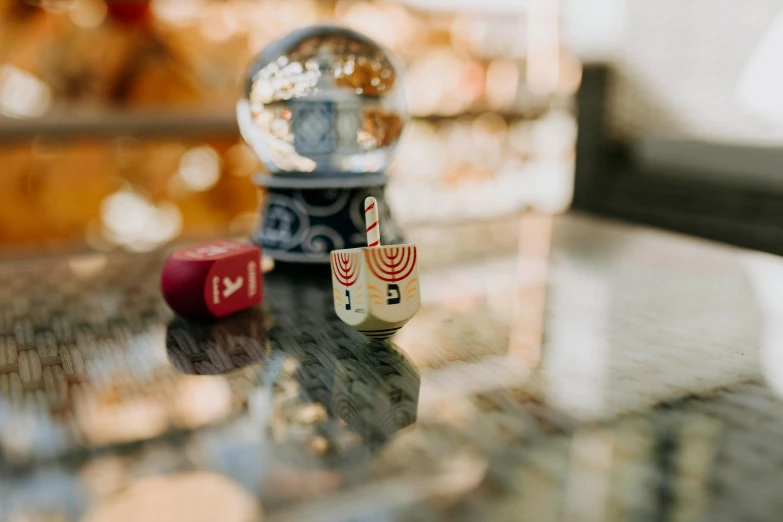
xmin=253 ymin=183 xmax=402 ymax=263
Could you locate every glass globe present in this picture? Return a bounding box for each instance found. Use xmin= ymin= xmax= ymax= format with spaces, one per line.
xmin=237 ymin=25 xmax=408 ymax=177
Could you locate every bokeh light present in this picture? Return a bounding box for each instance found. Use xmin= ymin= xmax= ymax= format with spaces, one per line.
xmin=81 ymin=472 xmax=261 ymax=522
xmin=68 ymin=0 xmax=107 ymax=28
xmin=100 ymin=189 xmax=183 ymax=252
xmin=0 ymin=65 xmax=52 ymax=119
xmin=177 ymin=146 xmax=221 ymax=192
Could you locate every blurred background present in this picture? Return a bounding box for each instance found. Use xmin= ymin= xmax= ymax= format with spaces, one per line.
xmin=7 ymin=3 xmax=783 ymax=520
xmin=5 ymin=0 xmax=783 ymax=256
xmin=0 ymin=0 xmax=585 ymax=256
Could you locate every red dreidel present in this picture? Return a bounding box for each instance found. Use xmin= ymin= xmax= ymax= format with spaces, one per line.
xmin=161 ymin=241 xmax=262 ymax=319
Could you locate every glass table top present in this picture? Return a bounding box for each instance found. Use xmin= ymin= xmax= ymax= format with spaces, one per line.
xmin=1 ymin=212 xmax=782 ymax=521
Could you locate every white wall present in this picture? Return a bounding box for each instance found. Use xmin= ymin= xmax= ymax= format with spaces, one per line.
xmin=564 ymin=0 xmax=783 ymax=144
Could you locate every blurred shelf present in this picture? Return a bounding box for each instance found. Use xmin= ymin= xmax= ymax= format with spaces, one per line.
xmin=0 ymin=110 xmax=239 ymax=143
xmin=419 ymin=108 xmax=552 ymax=123
xmin=0 ymin=109 xmax=550 ymax=144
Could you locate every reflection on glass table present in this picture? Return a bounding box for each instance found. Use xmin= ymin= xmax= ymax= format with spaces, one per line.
xmin=166 ymin=309 xmax=268 ymax=376
xmin=4 ymin=213 xmax=783 ymax=521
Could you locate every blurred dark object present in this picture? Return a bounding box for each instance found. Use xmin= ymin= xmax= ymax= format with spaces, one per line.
xmin=574 ymin=64 xmax=783 ymax=256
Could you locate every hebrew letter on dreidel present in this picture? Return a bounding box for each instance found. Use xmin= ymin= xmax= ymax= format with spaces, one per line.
xmin=330 ymin=197 xmax=421 ymax=340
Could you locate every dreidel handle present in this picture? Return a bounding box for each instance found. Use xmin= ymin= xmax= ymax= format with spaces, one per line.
xmin=365 ymin=197 xmax=381 ymax=247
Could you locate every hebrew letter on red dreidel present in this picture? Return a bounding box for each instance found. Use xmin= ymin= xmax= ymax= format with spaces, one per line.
xmin=161 ymin=240 xmax=262 ymax=319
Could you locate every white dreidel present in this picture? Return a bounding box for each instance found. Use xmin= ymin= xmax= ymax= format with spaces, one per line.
xmin=330 ymin=197 xmax=421 ymax=340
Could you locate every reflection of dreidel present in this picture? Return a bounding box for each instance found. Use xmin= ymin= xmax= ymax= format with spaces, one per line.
xmin=330 ymin=197 xmax=421 ymax=340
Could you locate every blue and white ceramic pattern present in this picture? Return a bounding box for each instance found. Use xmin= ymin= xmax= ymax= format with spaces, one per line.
xmin=253 ymin=184 xmax=401 ymax=263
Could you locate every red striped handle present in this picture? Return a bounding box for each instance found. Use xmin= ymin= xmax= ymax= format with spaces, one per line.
xmin=365 ymin=197 xmax=380 ymax=247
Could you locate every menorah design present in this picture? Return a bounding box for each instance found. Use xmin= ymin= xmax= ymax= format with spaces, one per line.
xmin=330 ymin=198 xmax=421 ymax=340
